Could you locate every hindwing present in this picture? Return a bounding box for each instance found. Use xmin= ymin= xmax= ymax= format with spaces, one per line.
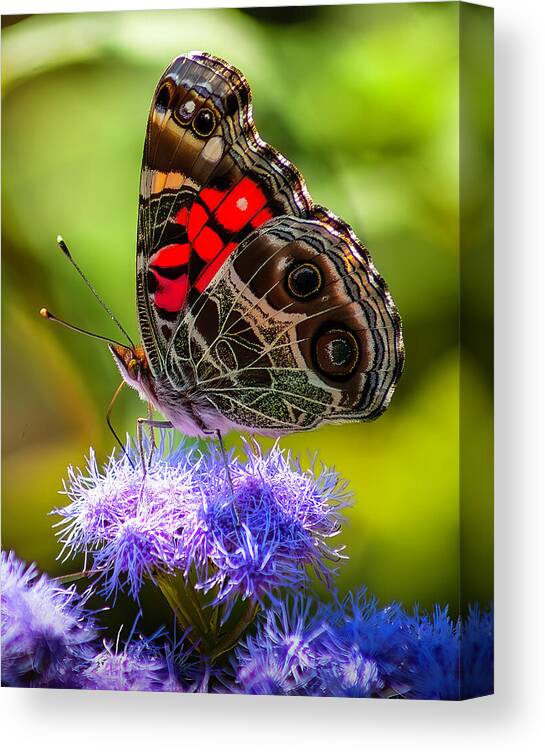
xmin=164 ymin=212 xmax=404 ymax=433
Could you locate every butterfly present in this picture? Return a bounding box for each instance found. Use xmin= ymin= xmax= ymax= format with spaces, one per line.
xmin=106 ymin=51 xmax=404 ymax=441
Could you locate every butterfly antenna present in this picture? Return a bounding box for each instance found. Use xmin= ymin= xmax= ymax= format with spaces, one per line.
xmin=106 ymin=381 xmax=135 ymax=468
xmin=39 ymin=308 xmax=129 ymax=350
xmin=56 ymin=235 xmax=136 ymax=349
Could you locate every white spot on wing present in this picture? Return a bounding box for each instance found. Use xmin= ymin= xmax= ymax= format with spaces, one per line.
xmin=179 ymin=100 xmax=195 ymax=120
xmin=201 ymin=135 xmax=224 ymax=164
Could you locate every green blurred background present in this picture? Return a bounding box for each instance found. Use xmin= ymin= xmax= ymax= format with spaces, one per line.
xmin=1 ymin=3 xmax=493 ymax=627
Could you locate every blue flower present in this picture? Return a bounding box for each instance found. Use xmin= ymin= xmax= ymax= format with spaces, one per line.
xmin=1 ymin=551 xmax=96 ymax=688
xmin=462 ymin=605 xmax=494 ymax=698
xmin=55 ymin=438 xmax=350 ymax=607
xmin=320 ymin=589 xmax=408 ymax=697
xmin=401 ymin=605 xmax=461 ymax=700
xmin=400 ymin=604 xmax=493 ymax=700
xmin=231 ymin=590 xmax=493 ymax=699
xmin=233 ymin=593 xmax=390 ymax=697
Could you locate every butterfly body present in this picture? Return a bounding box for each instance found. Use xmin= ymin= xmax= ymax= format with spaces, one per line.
xmin=111 ymin=341 xmax=243 ymax=437
xmin=115 ymin=51 xmax=404 ymax=438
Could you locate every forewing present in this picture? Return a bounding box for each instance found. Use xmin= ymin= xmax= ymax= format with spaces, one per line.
xmin=137 ymin=52 xmax=312 ymax=376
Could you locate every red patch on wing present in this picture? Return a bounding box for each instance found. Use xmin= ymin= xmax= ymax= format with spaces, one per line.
xmin=214 ymin=177 xmax=267 ymax=232
xmin=154 ymin=274 xmax=188 ymax=312
xmin=150 ymin=243 xmax=190 ymax=268
xmin=251 ymin=207 xmax=273 ymax=228
xmin=193 ymin=226 xmax=224 ymax=261
xmin=149 ymin=241 xmax=191 ymax=314
xmin=195 ymin=242 xmax=237 ymax=293
xmin=150 ymin=178 xmax=275 ymax=318
xmin=200 ymin=187 xmax=227 ymax=212
xmin=175 ymin=206 xmax=189 ymax=226
xmin=188 ymin=203 xmax=208 ymax=243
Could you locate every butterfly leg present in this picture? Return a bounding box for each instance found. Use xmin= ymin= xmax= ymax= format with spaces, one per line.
xmin=190 ymin=415 xmax=239 ymax=522
xmin=214 ymin=430 xmax=241 ymax=525
xmin=145 ymin=401 xmax=159 ymax=465
xmin=214 ymin=430 xmax=234 ymax=492
xmin=136 ymin=416 xmax=173 ymax=473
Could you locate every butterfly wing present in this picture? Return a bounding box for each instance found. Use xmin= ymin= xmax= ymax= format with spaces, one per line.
xmin=137 ymin=52 xmax=312 ymax=376
xmin=164 ymin=211 xmax=404 ymax=434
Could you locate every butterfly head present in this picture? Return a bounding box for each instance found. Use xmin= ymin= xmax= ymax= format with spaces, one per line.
xmin=109 ymin=343 xmax=149 ymax=392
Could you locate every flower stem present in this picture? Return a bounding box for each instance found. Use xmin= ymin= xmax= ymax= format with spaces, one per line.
xmin=155 ymin=572 xmax=194 ymax=632
xmin=156 ymin=572 xmax=259 ymax=662
xmin=184 ymin=573 xmax=212 ymax=637
xmin=156 ymin=571 xmax=216 ymax=653
xmin=211 ymin=599 xmax=259 ymax=662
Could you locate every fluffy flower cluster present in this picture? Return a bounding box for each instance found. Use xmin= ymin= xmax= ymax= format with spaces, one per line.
xmin=0 ymin=553 xmax=203 ymax=692
xmin=233 ymin=591 xmax=494 ymax=700
xmin=55 ymin=439 xmax=349 ymax=605
xmin=1 ymin=551 xmax=96 ymax=687
xmin=2 ymin=439 xmax=493 ymax=699
xmin=1 ymin=553 xmax=493 ymax=699
xmin=81 ymin=634 xmax=204 ymax=693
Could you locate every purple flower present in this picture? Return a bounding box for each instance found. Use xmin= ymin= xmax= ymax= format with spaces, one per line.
xmin=232 ymin=595 xmax=330 ymax=695
xmin=1 ymin=551 xmax=96 ymax=688
xmin=234 ymin=646 xmax=298 ymax=695
xmin=80 ymin=620 xmax=212 ymax=693
xmin=81 ymin=634 xmax=178 ymax=692
xmin=49 ymin=434 xmax=494 ymax=700
xmin=324 ymin=646 xmax=382 ymax=697
xmin=55 ymin=438 xmax=350 ymax=607
xmin=187 ymin=442 xmax=349 ymax=606
xmin=55 ymin=440 xmax=199 ymax=599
